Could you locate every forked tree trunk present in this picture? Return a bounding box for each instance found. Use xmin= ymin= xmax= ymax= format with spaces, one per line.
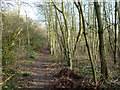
xmin=75 ymin=1 xmax=97 ymax=83
xmin=53 ymin=2 xmax=72 ymax=69
xmin=73 ymin=2 xmax=83 ymax=56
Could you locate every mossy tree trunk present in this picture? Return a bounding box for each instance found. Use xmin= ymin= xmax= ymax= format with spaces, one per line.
xmin=49 ymin=2 xmax=53 ymax=55
xmin=56 ymin=11 xmax=68 ymax=59
xmin=73 ymin=2 xmax=83 ymax=56
xmin=53 ymin=1 xmax=72 ymax=69
xmin=18 ymin=0 xmax=21 ymax=47
xmin=75 ymin=1 xmax=97 ymax=83
xmin=94 ymin=1 xmax=109 ymax=81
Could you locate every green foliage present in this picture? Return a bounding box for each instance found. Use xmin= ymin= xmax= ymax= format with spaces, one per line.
xmin=2 ymin=83 xmax=17 ymax=89
xmin=22 ymin=72 xmax=31 ymax=76
xmin=29 ymin=55 xmax=35 ymax=58
xmin=2 ymin=10 xmax=46 ymax=88
xmin=2 ymin=11 xmax=46 ymax=66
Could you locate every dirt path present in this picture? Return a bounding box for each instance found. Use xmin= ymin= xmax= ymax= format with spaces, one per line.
xmin=17 ymin=45 xmax=55 ymax=88
xmin=30 ymin=47 xmax=54 ymax=88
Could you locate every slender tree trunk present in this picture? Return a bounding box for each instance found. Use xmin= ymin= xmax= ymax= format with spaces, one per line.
xmin=0 ymin=11 xmax=3 ymax=85
xmin=77 ymin=1 xmax=97 ymax=83
xmin=118 ymin=1 xmax=120 ymax=63
xmin=94 ymin=1 xmax=109 ymax=81
xmin=25 ymin=13 xmax=30 ymax=46
xmin=49 ymin=2 xmax=53 ymax=55
xmin=73 ymin=2 xmax=83 ymax=56
xmin=18 ymin=0 xmax=21 ymax=47
xmin=52 ymin=13 xmax=55 ymax=55
xmin=114 ymin=1 xmax=117 ymax=64
xmin=55 ymin=8 xmax=58 ymax=55
xmin=44 ymin=4 xmax=49 ymax=46
xmin=107 ymin=4 xmax=115 ymax=57
xmin=93 ymin=8 xmax=98 ymax=60
xmin=72 ymin=3 xmax=75 ymax=52
xmin=56 ymin=12 xmax=67 ymax=59
xmin=53 ymin=2 xmax=72 ymax=69
xmin=62 ymin=2 xmax=72 ymax=69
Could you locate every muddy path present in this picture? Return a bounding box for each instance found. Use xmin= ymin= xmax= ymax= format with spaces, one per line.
xmin=30 ymin=47 xmax=53 ymax=88
xmin=17 ymin=45 xmax=55 ymax=88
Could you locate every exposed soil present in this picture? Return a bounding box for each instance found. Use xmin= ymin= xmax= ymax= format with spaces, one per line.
xmin=17 ymin=45 xmax=55 ymax=88
xmin=14 ymin=44 xmax=120 ymax=89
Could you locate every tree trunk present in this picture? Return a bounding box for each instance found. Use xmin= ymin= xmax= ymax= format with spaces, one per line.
xmin=49 ymin=2 xmax=53 ymax=55
xmin=77 ymin=1 xmax=97 ymax=83
xmin=114 ymin=1 xmax=117 ymax=64
xmin=53 ymin=2 xmax=72 ymax=69
xmin=118 ymin=1 xmax=120 ymax=64
xmin=25 ymin=13 xmax=30 ymax=46
xmin=73 ymin=2 xmax=83 ymax=56
xmin=94 ymin=1 xmax=109 ymax=81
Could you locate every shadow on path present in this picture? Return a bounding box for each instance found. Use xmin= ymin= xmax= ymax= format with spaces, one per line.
xmin=18 ymin=45 xmax=54 ymax=88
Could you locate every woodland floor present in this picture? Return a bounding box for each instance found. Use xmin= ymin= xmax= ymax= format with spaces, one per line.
xmin=16 ymin=45 xmax=56 ymax=89
xmin=2 ymin=45 xmax=120 ymax=89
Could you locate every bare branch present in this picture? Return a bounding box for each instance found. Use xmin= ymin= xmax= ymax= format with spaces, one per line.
xmin=52 ymin=2 xmax=62 ymax=13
